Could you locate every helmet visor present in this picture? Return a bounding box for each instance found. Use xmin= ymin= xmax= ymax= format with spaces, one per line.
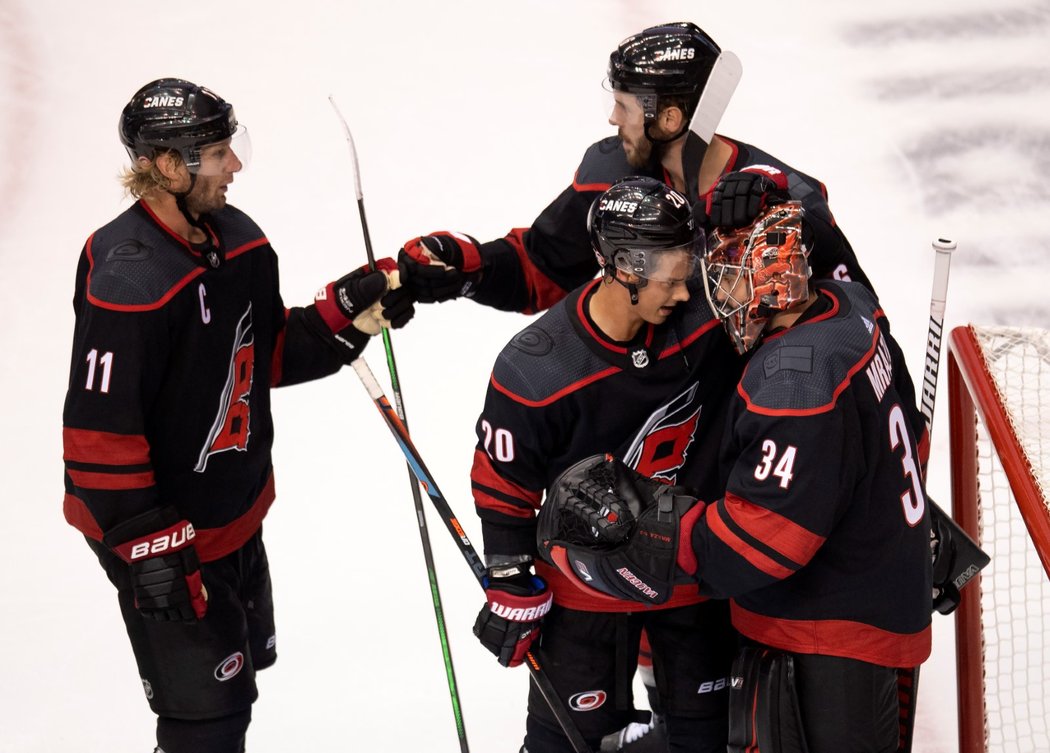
xmin=191 ymin=125 xmax=251 ymax=176
xmin=616 ymin=243 xmax=703 ymax=286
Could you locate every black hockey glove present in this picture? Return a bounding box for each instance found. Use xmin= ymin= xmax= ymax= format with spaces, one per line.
xmin=706 ymin=166 xmax=790 ymax=229
xmin=313 ymin=258 xmax=414 ymax=358
xmin=929 ymin=499 xmax=990 ymax=615
xmin=398 ymin=232 xmax=483 ymax=303
xmin=103 ymin=507 xmax=208 ymax=623
xmin=537 ymin=454 xmax=704 ymax=607
xmin=473 ymin=560 xmax=552 ymax=668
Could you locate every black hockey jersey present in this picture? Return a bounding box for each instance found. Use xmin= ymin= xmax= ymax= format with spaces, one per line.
xmin=63 ymin=200 xmax=348 ymax=561
xmin=681 ymin=281 xmax=932 ymax=668
xmin=468 ymin=132 xmax=870 ymax=313
xmin=472 ymin=279 xmax=741 ymax=611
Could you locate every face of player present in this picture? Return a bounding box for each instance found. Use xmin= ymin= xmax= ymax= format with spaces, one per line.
xmin=609 ymin=92 xmax=653 ymax=169
xmin=183 ymin=138 xmax=244 ymax=215
xmin=629 ymin=250 xmax=695 ymax=324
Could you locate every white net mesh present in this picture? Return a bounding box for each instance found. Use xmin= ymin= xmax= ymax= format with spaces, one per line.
xmin=970 ymin=325 xmax=1050 ymax=753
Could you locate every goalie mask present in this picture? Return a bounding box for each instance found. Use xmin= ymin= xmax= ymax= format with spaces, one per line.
xmin=701 ymin=201 xmax=811 ymax=355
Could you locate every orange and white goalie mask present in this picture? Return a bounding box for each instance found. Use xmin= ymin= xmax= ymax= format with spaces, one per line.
xmin=701 ymin=201 xmax=811 ymax=355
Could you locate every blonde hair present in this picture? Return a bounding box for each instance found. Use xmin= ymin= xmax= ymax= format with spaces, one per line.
xmin=119 ymin=150 xmax=183 ymax=199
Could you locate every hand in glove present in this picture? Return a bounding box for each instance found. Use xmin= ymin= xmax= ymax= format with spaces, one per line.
xmin=473 ymin=559 xmax=552 ymax=667
xmin=398 ymin=232 xmax=483 ymax=303
xmin=705 ymin=166 xmax=790 ymax=229
xmin=104 ymin=507 xmax=208 ymax=623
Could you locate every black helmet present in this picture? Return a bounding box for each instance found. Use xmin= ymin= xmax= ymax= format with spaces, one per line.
xmin=607 ymin=22 xmax=721 ymax=123
xmin=588 ymin=176 xmax=704 ymax=291
xmin=119 ymin=78 xmax=238 ymax=171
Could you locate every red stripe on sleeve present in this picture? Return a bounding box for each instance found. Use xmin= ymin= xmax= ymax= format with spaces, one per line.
xmin=66 ymin=468 xmax=155 ymax=491
xmin=63 ymin=493 xmax=103 ymax=539
xmin=722 ymin=492 xmax=825 ymax=568
xmin=471 ymin=449 xmax=542 ymax=514
xmin=63 ymin=428 xmax=150 ymax=466
xmin=501 ymin=228 xmax=571 ymax=314
xmin=707 ymin=503 xmax=795 ymax=580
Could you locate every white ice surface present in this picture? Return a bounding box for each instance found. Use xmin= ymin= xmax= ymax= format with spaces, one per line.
xmin=1 ymin=0 xmax=1047 ymax=751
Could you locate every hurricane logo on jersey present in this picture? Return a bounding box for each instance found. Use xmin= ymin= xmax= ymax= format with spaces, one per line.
xmin=621 ymin=384 xmax=701 ymax=483
xmin=195 ymin=305 xmax=256 ymax=472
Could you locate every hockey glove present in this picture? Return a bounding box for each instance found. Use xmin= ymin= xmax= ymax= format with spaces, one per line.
xmin=537 ymin=454 xmax=703 ymax=606
xmin=398 ymin=232 xmax=483 ymax=303
xmin=706 ymin=166 xmax=790 ymax=229
xmin=313 ymin=258 xmax=415 ymax=357
xmin=103 ymin=507 xmax=208 ymax=623
xmin=473 ymin=560 xmax=552 ymax=667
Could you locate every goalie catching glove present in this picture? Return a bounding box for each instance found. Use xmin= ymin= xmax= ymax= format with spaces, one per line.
xmin=398 ymin=232 xmax=483 ymax=303
xmin=536 ymin=454 xmax=704 ymax=606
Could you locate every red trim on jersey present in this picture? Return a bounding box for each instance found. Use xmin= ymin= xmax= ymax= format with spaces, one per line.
xmin=571 ymin=168 xmax=613 ymax=194
xmin=708 ymin=503 xmax=795 ymax=580
xmin=63 ymin=427 xmax=151 ymax=466
xmin=676 ymin=501 xmax=708 ymax=576
xmin=490 ymin=366 xmax=621 ymax=408
xmin=64 ymin=472 xmax=277 ymax=563
xmin=535 ymin=559 xmax=705 ymax=613
xmin=501 ymin=228 xmax=568 ymax=314
xmin=471 ymin=449 xmax=541 ymax=516
xmin=63 ymin=494 xmax=103 ymax=539
xmin=660 ymin=316 xmax=722 ymax=358
xmin=193 ymin=473 xmax=276 ymax=562
xmin=86 ymin=204 xmax=270 ymax=312
xmin=66 ymin=468 xmax=155 ymax=491
xmin=723 ymin=491 xmax=825 ymax=568
xmin=574 ymin=280 xmax=655 ymax=355
xmin=271 ymin=318 xmax=287 ymax=387
xmin=738 ymin=292 xmax=876 ymax=417
xmin=731 ymin=602 xmax=932 ymax=668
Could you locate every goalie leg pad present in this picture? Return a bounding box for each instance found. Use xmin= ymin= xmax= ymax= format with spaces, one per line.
xmin=728 ymin=647 xmax=809 ymax=753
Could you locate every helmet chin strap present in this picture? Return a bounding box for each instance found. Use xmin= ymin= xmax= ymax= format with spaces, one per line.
xmin=172 ymin=174 xmax=224 ymax=268
xmin=605 ymin=267 xmax=643 ymax=305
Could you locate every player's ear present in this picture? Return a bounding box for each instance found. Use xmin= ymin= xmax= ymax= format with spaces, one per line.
xmin=658 ymin=105 xmax=685 ymax=135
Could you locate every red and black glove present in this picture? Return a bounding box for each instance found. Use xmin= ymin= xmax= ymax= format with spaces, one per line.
xmin=537 ymin=454 xmax=705 ymax=607
xmin=103 ymin=507 xmax=208 ymax=623
xmin=473 ymin=560 xmax=552 ymax=667
xmin=706 ymin=166 xmax=791 ymax=229
xmin=313 ymin=258 xmax=415 ymax=358
xmin=398 ymin=232 xmax=483 ymax=303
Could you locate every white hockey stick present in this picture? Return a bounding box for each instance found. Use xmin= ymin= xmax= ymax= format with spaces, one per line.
xmin=919 ymin=238 xmax=957 ymax=434
xmin=689 ymin=50 xmax=743 ymax=143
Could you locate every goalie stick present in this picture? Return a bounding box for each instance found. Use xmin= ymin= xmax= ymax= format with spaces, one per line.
xmin=329 ymin=97 xmax=471 ymax=752
xmin=351 ymin=356 xmax=595 ymax=753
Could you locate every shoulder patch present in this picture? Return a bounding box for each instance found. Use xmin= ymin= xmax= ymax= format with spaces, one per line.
xmin=87 ymin=208 xmax=201 ymax=309
xmin=740 ymin=286 xmax=878 ymax=414
xmin=493 ymin=304 xmax=615 ymax=406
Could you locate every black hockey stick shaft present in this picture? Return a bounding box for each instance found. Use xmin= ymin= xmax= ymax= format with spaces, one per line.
xmin=329 ymin=98 xmax=470 ymax=752
xmin=351 ymin=357 xmax=595 ymax=753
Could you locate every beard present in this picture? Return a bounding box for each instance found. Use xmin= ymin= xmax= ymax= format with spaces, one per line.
xmin=184 ymin=175 xmax=227 ymax=216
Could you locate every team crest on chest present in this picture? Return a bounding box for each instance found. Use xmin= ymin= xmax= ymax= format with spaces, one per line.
xmin=195 ymin=304 xmax=255 ymax=472
xmin=622 ymin=384 xmax=702 ymax=483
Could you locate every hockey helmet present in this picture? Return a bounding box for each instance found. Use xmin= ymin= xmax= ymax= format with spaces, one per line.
xmin=588 ymin=176 xmax=704 ymax=297
xmin=119 ymin=78 xmax=249 ymax=175
xmin=606 ymin=22 xmax=721 ymax=124
xmin=702 ymin=201 xmax=812 ymax=354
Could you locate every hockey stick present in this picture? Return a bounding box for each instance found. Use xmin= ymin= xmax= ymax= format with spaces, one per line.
xmin=919 ymin=238 xmax=957 ymax=434
xmin=329 ymin=97 xmax=471 ymax=752
xmin=351 ymin=356 xmax=595 ymax=753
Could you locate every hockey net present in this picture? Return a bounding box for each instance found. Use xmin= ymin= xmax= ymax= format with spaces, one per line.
xmin=947 ymin=325 xmax=1050 ymax=753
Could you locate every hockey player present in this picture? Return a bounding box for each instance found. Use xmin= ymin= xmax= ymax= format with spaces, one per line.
xmin=540 ymin=201 xmax=932 ymax=753
xmin=470 ymin=177 xmax=741 ymax=753
xmin=397 ymin=21 xmax=870 ymax=314
xmin=62 ymin=79 xmax=412 ymax=753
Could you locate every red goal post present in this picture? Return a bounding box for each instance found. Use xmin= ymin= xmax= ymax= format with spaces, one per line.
xmin=947 ymin=324 xmax=1050 ymax=753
